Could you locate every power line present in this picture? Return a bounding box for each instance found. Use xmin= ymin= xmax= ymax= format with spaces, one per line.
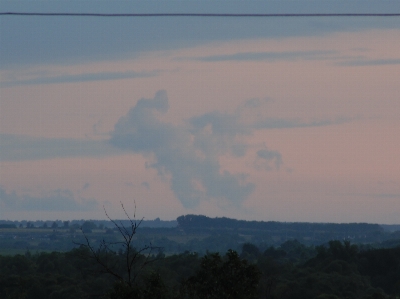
xmin=1 ymin=12 xmax=400 ymax=17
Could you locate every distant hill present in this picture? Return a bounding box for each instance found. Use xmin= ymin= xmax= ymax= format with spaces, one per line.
xmin=1 ymin=215 xmax=399 ymax=255
xmin=177 ymin=214 xmax=384 ymax=232
xmin=176 ymin=214 xmax=390 ymax=245
xmin=381 ymin=224 xmax=400 ymax=232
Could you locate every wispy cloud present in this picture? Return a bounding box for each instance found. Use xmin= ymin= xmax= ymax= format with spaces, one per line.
xmin=336 ymin=58 xmax=400 ymax=66
xmin=351 ymin=193 xmax=400 ymax=199
xmin=184 ymin=50 xmax=400 ymax=69
xmin=0 ymin=187 xmax=98 ymax=212
xmin=253 ymin=117 xmax=350 ymax=130
xmin=0 ymin=134 xmax=126 ymax=161
xmin=187 ymin=50 xmax=337 ymax=62
xmin=0 ymin=70 xmax=158 ymax=87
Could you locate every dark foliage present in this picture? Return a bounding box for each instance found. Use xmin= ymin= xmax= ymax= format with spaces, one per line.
xmin=0 ymin=238 xmax=399 ymax=299
xmin=180 ymin=249 xmax=261 ymax=299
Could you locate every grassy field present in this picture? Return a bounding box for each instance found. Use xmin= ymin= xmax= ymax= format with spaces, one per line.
xmin=166 ymin=233 xmax=209 ymax=243
xmin=0 ymin=227 xmax=216 ymax=256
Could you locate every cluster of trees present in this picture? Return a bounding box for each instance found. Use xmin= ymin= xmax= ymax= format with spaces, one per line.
xmin=0 ymin=219 xmax=177 ymax=230
xmin=2 ymin=215 xmax=399 ymax=256
xmin=0 ymin=239 xmax=399 ymax=299
xmin=177 ymin=215 xmax=388 ymax=245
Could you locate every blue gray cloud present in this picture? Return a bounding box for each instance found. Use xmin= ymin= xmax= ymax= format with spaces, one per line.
xmin=253 ymin=117 xmax=350 ymax=130
xmin=1 ymin=70 xmax=158 ymax=87
xmin=109 ymin=91 xmax=353 ymax=208
xmin=190 ymin=51 xmax=400 ymax=67
xmin=192 ymin=50 xmax=337 ymax=62
xmin=1 ymin=1 xmax=399 ymax=69
xmin=345 ymin=192 xmax=400 ymax=199
xmin=189 ymin=112 xmax=250 ymax=157
xmin=255 ymin=149 xmax=283 ymax=171
xmin=110 ymin=90 xmax=254 ymax=208
xmin=336 ymin=58 xmax=400 ymax=66
xmin=0 ymin=134 xmax=125 ymax=161
xmin=0 ymin=187 xmax=98 ymax=211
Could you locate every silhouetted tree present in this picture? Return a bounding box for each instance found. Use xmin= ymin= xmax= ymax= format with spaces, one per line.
xmin=78 ymin=203 xmax=160 ymax=298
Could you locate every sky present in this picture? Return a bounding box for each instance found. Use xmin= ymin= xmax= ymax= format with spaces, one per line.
xmin=1 ymin=1 xmax=399 ymax=224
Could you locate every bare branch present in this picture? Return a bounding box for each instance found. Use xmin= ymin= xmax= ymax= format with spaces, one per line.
xmin=75 ymin=202 xmax=160 ymax=290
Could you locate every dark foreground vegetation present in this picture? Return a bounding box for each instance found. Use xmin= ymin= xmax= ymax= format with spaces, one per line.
xmin=1 ymin=213 xmax=400 ymax=298
xmin=0 ymin=239 xmax=399 ymax=299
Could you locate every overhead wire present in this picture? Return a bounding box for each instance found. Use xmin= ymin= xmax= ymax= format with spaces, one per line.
xmin=1 ymin=12 xmax=400 ymax=17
